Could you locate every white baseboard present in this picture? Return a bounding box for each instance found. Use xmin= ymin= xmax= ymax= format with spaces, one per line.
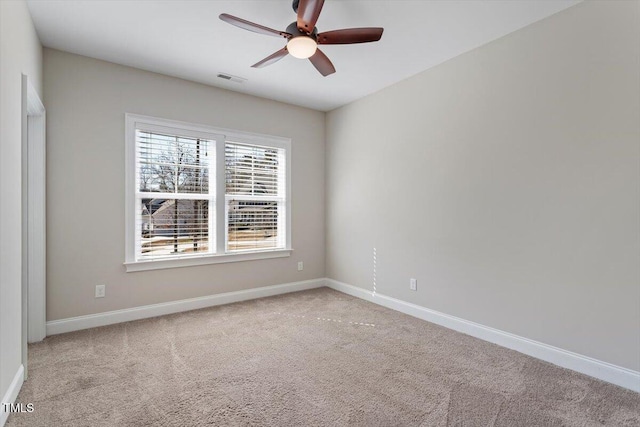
xmin=325 ymin=278 xmax=640 ymax=393
xmin=46 ymin=278 xmax=325 ymax=336
xmin=1 ymin=364 xmax=24 ymax=427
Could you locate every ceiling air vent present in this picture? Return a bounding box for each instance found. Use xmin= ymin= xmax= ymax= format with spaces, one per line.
xmin=216 ymin=73 xmax=247 ymax=84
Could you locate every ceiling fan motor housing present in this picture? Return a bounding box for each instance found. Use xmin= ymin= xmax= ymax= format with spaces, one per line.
xmin=286 ymin=22 xmax=317 ymax=39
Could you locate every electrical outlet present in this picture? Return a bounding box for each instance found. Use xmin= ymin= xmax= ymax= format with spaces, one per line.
xmin=409 ymin=278 xmax=417 ymax=291
xmin=95 ymin=284 xmax=106 ymax=298
xmin=297 ymin=261 xmax=304 ymax=271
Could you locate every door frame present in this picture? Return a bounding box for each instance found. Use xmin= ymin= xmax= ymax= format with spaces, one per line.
xmin=21 ymin=75 xmax=46 ymax=379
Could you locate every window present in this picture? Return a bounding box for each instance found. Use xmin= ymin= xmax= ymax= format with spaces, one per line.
xmin=226 ymin=142 xmax=286 ymax=252
xmin=136 ymin=130 xmax=213 ymax=259
xmin=125 ymin=114 xmax=291 ymax=272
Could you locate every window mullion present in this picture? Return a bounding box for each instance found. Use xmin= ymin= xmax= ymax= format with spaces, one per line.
xmin=208 ymin=140 xmax=215 ymax=254
xmin=216 ymin=138 xmax=226 ymax=254
xmin=137 ymin=191 xmax=209 ymax=200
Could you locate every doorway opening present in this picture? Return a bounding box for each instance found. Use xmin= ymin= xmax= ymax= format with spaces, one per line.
xmin=22 ymin=75 xmax=46 ymax=380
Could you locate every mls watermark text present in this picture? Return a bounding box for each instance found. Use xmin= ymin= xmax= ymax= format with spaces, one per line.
xmin=2 ymin=402 xmax=34 ymax=413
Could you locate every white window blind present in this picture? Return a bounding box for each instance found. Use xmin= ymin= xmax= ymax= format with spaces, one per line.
xmin=135 ymin=130 xmax=214 ymax=260
xmin=225 ymin=142 xmax=286 ymax=252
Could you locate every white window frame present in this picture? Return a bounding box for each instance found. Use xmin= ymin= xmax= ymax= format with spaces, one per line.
xmin=125 ymin=114 xmax=292 ymax=272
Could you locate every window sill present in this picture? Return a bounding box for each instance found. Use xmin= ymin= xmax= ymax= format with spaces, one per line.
xmin=124 ymin=249 xmax=292 ymax=272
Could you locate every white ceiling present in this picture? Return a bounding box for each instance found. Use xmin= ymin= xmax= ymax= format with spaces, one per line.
xmin=27 ymin=0 xmax=581 ymax=111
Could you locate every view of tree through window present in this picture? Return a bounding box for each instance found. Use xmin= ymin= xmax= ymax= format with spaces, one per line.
xmin=136 ymin=130 xmax=211 ymax=258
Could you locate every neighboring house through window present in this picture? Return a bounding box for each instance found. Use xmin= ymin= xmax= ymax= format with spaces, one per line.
xmin=125 ymin=114 xmax=291 ymax=272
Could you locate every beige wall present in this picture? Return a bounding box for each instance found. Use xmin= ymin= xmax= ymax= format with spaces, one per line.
xmin=326 ymin=0 xmax=639 ymax=371
xmin=44 ymin=49 xmax=325 ymax=320
xmin=0 ymin=0 xmax=43 ymax=400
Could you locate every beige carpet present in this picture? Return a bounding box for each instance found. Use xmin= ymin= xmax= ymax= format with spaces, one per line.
xmin=7 ymin=288 xmax=640 ymax=426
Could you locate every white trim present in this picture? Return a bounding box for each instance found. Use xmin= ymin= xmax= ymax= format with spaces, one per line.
xmin=126 ymin=113 xmax=291 ymax=147
xmin=46 ymin=278 xmax=324 ymax=335
xmin=216 ymin=136 xmax=226 ymax=254
xmin=325 ymin=279 xmax=640 ymax=392
xmin=25 ymin=78 xmax=46 ymax=343
xmin=124 ymin=248 xmax=292 ymax=272
xmin=21 ymin=74 xmax=46 ymax=388
xmin=1 ymin=365 xmax=24 ymax=427
xmin=284 ymin=141 xmax=292 ymax=250
xmin=124 ymin=114 xmax=136 ymax=264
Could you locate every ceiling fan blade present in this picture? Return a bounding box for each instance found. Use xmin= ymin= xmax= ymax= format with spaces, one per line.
xmin=297 ymin=0 xmax=325 ymax=34
xmin=252 ymin=47 xmax=289 ymax=68
xmin=309 ymin=48 xmax=335 ymax=76
xmin=318 ymin=28 xmax=384 ymax=45
xmin=219 ymin=13 xmax=291 ymax=39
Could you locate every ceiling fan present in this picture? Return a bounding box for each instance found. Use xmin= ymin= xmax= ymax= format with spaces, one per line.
xmin=219 ymin=0 xmax=384 ymax=77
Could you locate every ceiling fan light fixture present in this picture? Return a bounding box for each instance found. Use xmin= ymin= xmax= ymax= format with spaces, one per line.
xmin=219 ymin=0 xmax=384 ymax=76
xmin=287 ymin=36 xmax=317 ymax=59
